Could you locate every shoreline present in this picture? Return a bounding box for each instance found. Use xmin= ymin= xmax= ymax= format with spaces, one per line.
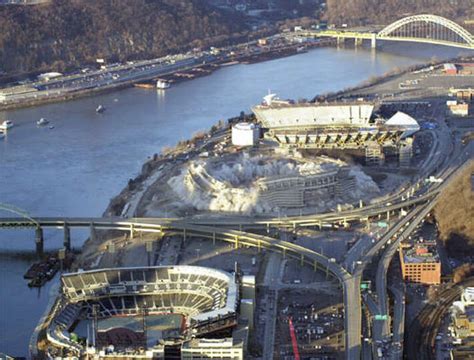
xmin=0 ymin=40 xmax=333 ymax=112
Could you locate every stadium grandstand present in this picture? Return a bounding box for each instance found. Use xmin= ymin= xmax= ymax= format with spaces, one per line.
xmin=39 ymin=266 xmax=251 ymax=359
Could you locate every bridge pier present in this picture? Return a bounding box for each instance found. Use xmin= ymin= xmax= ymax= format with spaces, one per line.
xmin=370 ymin=34 xmax=377 ymax=49
xmin=89 ymin=223 xmax=96 ymax=242
xmin=354 ymin=38 xmax=363 ymax=47
xmin=63 ymin=223 xmax=71 ymax=251
xmin=336 ymin=37 xmax=345 ymax=47
xmin=35 ymin=227 xmax=44 ymax=258
xmin=145 ymin=241 xmax=153 ymax=267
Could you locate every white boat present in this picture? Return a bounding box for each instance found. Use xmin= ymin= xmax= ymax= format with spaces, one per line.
xmin=156 ymin=80 xmax=171 ymax=89
xmin=37 ymin=118 xmax=49 ymax=126
xmin=0 ymin=120 xmax=13 ymax=131
xmin=96 ymin=105 xmax=106 ymax=113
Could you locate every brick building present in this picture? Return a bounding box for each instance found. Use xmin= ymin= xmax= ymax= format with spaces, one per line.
xmin=399 ymin=241 xmax=441 ymax=285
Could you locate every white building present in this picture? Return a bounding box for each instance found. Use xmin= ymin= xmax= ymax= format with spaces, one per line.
xmin=385 ymin=111 xmax=421 ymax=138
xmin=181 ymin=338 xmax=244 ymax=360
xmin=253 ymin=101 xmax=375 ymax=128
xmin=231 ymin=122 xmax=259 ymax=146
xmin=461 ymin=287 xmax=474 ymax=307
xmin=37 ymin=72 xmax=63 ymax=81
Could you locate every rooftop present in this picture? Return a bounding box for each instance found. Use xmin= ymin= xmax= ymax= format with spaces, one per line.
xmin=403 ymin=241 xmax=440 ymax=264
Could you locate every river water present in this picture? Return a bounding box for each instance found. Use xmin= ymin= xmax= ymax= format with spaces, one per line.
xmin=0 ymin=44 xmax=463 ymax=355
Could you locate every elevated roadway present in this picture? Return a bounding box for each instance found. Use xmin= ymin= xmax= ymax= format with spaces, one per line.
xmin=366 ymin=143 xmax=473 ymax=359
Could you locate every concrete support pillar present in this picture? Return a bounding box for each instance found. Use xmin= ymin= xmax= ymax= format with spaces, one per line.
xmin=63 ymin=223 xmax=71 ymax=251
xmin=146 ymin=241 xmax=153 ymax=267
xmin=355 ymin=37 xmax=362 ymax=47
xmin=318 ymin=220 xmax=322 ymax=230
xmin=371 ymin=34 xmax=377 ymax=49
xmin=387 ymin=211 xmax=390 ymax=221
xmin=129 ymin=223 xmax=135 ymax=240
xmin=257 ymin=240 xmax=261 ymax=252
xmin=300 ymin=254 xmax=304 ymax=266
xmin=266 ymin=223 xmax=270 ymax=234
xmin=90 ymin=223 xmax=96 ymax=242
xmin=35 ymin=227 xmax=44 ymax=258
xmin=235 ymin=235 xmax=239 ymax=249
xmin=359 ymin=199 xmax=364 ymax=208
xmin=282 ymin=248 xmax=286 ymax=258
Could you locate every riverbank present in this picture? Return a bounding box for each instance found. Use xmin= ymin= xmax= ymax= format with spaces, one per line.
xmin=316 ymin=54 xmax=474 ymax=102
xmin=0 ymin=39 xmax=333 ymax=112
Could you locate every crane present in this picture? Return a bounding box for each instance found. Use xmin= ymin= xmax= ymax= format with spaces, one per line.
xmin=288 ymin=317 xmax=301 ymax=360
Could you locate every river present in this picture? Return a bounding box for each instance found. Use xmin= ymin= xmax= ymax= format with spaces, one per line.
xmin=0 ymin=44 xmax=464 ymax=355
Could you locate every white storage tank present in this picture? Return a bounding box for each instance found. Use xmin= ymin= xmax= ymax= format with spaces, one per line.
xmin=231 ymin=122 xmax=259 ymax=146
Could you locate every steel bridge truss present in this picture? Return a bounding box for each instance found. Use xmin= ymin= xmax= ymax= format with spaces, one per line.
xmin=377 ymin=14 xmax=474 ymax=48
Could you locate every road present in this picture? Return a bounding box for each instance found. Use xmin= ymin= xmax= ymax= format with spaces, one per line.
xmin=262 ymin=253 xmax=283 ymax=360
xmin=367 ymin=138 xmax=473 ymax=359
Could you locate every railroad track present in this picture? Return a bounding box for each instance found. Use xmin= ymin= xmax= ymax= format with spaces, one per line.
xmin=405 ymin=277 xmax=474 ymax=360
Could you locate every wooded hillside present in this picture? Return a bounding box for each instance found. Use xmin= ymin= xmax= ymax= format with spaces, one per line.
xmin=0 ymin=0 xmax=245 ymax=74
xmin=325 ymin=0 xmax=473 ymax=26
xmin=434 ymin=161 xmax=474 ymax=257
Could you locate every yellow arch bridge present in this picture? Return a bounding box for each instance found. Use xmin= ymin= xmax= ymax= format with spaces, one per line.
xmin=301 ymin=14 xmax=474 ymax=50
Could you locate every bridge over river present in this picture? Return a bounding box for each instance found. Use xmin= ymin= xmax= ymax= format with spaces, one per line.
xmin=300 ymin=14 xmax=474 ymax=50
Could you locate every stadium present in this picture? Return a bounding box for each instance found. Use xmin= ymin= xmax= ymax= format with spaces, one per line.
xmin=42 ymin=266 xmax=251 ymax=359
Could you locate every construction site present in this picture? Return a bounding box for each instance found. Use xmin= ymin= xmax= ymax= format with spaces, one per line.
xmin=134 ymin=96 xmax=424 ymax=218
